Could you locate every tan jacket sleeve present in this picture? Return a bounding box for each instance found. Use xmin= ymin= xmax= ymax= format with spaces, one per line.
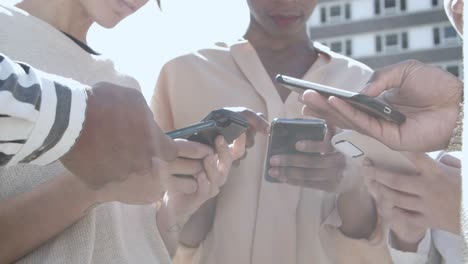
xmin=151 ymin=64 xmax=176 ymax=132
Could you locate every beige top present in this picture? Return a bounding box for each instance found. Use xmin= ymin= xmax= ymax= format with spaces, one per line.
xmin=153 ymin=40 xmax=398 ymax=264
xmin=0 ymin=5 xmax=171 ymax=264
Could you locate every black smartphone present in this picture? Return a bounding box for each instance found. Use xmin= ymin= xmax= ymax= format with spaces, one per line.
xmin=167 ymin=109 xmax=249 ymax=178
xmin=167 ymin=108 xmax=249 ymax=147
xmin=275 ymin=74 xmax=406 ymax=125
xmin=264 ymin=118 xmax=326 ymax=183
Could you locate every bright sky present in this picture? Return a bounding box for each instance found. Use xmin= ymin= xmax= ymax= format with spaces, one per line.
xmin=89 ymin=1 xmax=250 ymax=101
xmin=5 ymin=0 xmax=250 ymax=101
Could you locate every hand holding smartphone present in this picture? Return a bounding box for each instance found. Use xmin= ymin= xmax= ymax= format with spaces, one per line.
xmin=167 ymin=108 xmax=249 ymax=146
xmin=275 ymin=74 xmax=406 ymax=125
xmin=167 ymin=109 xmax=249 ymax=178
xmin=264 ymin=118 xmax=327 ymax=182
xmin=331 ymin=130 xmax=416 ymax=174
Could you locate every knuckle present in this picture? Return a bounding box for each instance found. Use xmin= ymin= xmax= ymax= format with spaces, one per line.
xmin=404 ymin=59 xmax=421 ymax=67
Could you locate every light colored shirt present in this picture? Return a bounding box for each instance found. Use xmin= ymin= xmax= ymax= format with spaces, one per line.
xmin=433 ymin=229 xmax=463 ymax=264
xmin=0 ymin=4 xmax=170 ymax=264
xmin=0 ymin=53 xmax=87 ymax=166
xmin=153 ymin=39 xmax=404 ymax=264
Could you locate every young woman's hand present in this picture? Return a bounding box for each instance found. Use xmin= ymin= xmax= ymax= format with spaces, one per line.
xmin=267 ymin=125 xmax=345 ymax=193
xmin=363 ymin=153 xmax=461 ymax=251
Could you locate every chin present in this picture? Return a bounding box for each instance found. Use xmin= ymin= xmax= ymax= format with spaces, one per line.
xmin=95 ymin=14 xmax=127 ymax=29
xmin=271 ymin=28 xmax=302 ymax=39
xmin=97 ymin=19 xmax=123 ymax=29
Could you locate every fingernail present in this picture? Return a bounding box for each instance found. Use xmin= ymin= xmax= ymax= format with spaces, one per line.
xmin=296 ymin=141 xmax=306 ymax=151
xmin=270 ymin=156 xmax=280 ymax=166
xmin=269 ymin=168 xmax=279 ymax=177
xmin=217 ymin=137 xmax=226 ymax=146
xmin=210 ymin=155 xmax=217 ymax=165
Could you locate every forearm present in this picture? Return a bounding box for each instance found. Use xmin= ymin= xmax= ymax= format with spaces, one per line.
xmin=157 ymin=197 xmax=216 ymax=257
xmin=179 ymin=198 xmax=216 ymax=247
xmin=156 ymin=202 xmax=184 ymax=257
xmin=0 ymin=53 xmax=87 ymax=166
xmin=338 ymin=186 xmax=377 ymax=239
xmin=0 ymin=171 xmax=99 ymax=263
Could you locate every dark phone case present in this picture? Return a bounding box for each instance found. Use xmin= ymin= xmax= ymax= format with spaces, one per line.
xmin=264 ymin=119 xmax=326 ymax=183
xmin=275 ymin=75 xmax=406 ymax=125
xmin=167 ymin=109 xmax=249 ymax=147
xmin=167 ymin=109 xmax=249 ymax=178
xmin=346 ymin=95 xmax=406 ymax=124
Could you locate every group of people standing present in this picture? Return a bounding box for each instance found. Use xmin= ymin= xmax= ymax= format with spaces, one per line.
xmin=0 ymin=0 xmax=465 ymax=263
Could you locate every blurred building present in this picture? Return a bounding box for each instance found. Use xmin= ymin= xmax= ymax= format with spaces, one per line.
xmin=309 ymin=0 xmax=463 ymax=79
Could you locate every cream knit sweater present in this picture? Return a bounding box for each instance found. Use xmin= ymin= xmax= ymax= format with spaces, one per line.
xmin=0 ymin=4 xmax=171 ymax=264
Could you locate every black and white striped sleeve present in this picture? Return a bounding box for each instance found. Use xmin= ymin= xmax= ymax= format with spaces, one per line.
xmin=0 ymin=53 xmax=88 ymax=166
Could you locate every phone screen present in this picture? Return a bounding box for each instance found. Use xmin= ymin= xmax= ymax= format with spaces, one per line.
xmin=265 ymin=119 xmax=326 ymax=182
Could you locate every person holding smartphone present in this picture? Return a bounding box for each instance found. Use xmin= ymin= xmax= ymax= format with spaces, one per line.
xmin=150 ymin=0 xmax=425 ymax=263
xmin=298 ymin=0 xmax=464 ymax=262
xmin=0 ymin=0 xmax=251 ymax=263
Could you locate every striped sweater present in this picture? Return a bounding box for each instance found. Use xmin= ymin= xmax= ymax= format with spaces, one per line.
xmin=0 ymin=4 xmax=171 ymax=264
xmin=0 ymin=53 xmax=87 ymax=166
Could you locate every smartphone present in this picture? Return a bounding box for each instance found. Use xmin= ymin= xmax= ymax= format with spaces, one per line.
xmin=264 ymin=118 xmax=327 ymax=183
xmin=275 ymin=74 xmax=406 ymax=125
xmin=167 ymin=109 xmax=249 ymax=178
xmin=331 ymin=130 xmax=416 ymax=174
xmin=167 ymin=108 xmax=249 ymax=147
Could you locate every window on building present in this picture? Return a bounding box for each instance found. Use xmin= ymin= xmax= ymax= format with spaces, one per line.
xmin=432 ymin=0 xmax=439 ymax=6
xmin=385 ymin=33 xmax=399 ymax=51
xmin=375 ymin=0 xmax=405 ymax=15
xmin=401 ymin=32 xmax=408 ymax=49
xmin=446 ymin=65 xmax=460 ymax=77
xmin=345 ymin=40 xmax=352 ymax=56
xmin=435 ymin=62 xmax=463 ymax=79
xmin=434 ymin=25 xmax=461 ymax=46
xmin=319 ymin=39 xmax=353 ymax=56
xmin=433 ymin=28 xmax=441 ymax=45
xmin=384 ymin=0 xmax=396 ymax=8
xmin=376 ymin=35 xmax=382 ymax=52
xmin=376 ymin=32 xmax=408 ymax=54
xmin=345 ymin=3 xmax=351 ymax=19
xmin=329 ymin=5 xmax=342 ymax=23
xmin=320 ymin=2 xmax=352 ymax=24
xmin=384 ymin=0 xmax=397 ymax=14
xmin=330 ymin=41 xmax=343 ymax=53
xmin=320 ymin=7 xmax=327 ymax=23
xmin=444 ymin=26 xmax=458 ymax=39
xmin=375 ymin=0 xmax=381 ymax=15
xmin=330 ymin=5 xmax=341 ymax=17
xmin=400 ymin=0 xmax=406 ymax=11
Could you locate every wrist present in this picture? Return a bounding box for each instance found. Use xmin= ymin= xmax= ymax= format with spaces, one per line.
xmin=59 ymin=171 xmax=102 ymax=216
xmin=159 ymin=193 xmax=191 ymax=232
